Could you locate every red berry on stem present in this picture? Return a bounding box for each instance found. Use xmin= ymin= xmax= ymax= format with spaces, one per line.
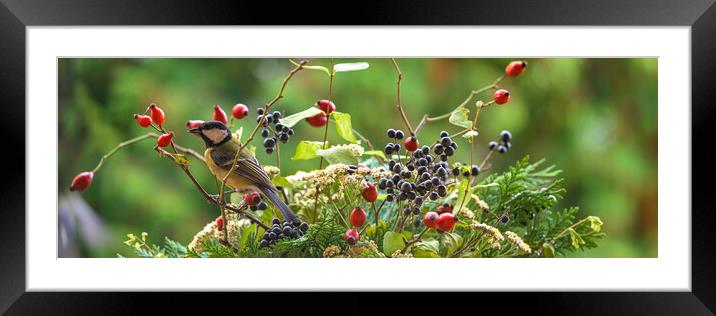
xmin=437 ymin=204 xmax=453 ymax=214
xmin=306 ymin=113 xmax=328 ymax=127
xmin=404 ymin=136 xmax=419 ymax=152
xmin=186 ymin=120 xmax=204 ymax=129
xmin=70 ymin=171 xmax=94 ymax=191
xmin=493 ymin=89 xmax=510 ymax=105
xmin=232 ymin=104 xmax=249 ymax=120
xmin=423 ymin=211 xmax=439 ymax=228
xmin=216 ymin=216 xmax=224 ymax=231
xmin=316 ymin=99 xmax=336 ymax=114
xmin=149 ymin=103 xmax=165 ymax=126
xmin=213 ymin=105 xmax=228 ymax=124
xmin=505 ymin=61 xmax=527 ymax=77
xmin=362 ymin=182 xmax=378 ymax=202
xmin=134 ymin=114 xmax=152 ymax=128
xmin=350 ymin=207 xmax=367 ymax=227
xmin=437 ymin=213 xmax=458 ymax=231
xmin=157 ymin=132 xmax=174 ymax=147
xmin=343 ymin=228 xmax=359 ymax=245
xmin=243 ymin=192 xmax=260 ymax=206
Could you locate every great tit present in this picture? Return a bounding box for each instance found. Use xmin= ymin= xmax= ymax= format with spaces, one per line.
xmin=189 ymin=120 xmax=300 ymax=224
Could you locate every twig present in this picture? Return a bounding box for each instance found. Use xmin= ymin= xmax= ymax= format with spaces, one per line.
xmin=390 ymin=58 xmax=415 ymax=136
xmin=401 ymin=227 xmax=429 ymax=253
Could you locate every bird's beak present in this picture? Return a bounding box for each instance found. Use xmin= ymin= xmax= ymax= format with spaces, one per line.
xmin=188 ymin=128 xmax=201 ymax=135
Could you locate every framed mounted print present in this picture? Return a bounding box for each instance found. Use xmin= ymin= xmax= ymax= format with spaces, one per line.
xmin=1 ymin=0 xmax=714 ymax=314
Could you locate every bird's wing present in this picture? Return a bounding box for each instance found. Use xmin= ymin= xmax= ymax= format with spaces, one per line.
xmin=210 ymin=149 xmax=274 ymax=189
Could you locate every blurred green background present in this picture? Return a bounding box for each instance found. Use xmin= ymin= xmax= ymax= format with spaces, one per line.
xmin=58 ymin=58 xmax=657 ymax=258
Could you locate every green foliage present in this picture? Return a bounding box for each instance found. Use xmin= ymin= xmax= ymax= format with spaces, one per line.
xmin=278 ymin=107 xmax=324 ymax=128
xmin=292 ymin=140 xmax=324 ymax=160
xmin=449 ymin=107 xmax=472 ymax=129
xmin=332 ymin=112 xmax=357 ymax=143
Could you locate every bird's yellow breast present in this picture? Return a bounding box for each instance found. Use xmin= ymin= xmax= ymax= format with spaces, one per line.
xmin=204 ymin=148 xmax=253 ymax=191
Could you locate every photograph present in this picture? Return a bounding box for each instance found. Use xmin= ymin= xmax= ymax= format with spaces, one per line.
xmin=58 ymin=57 xmax=657 ymax=259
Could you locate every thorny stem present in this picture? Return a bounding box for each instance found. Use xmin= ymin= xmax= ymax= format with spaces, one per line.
xmin=390 ymin=58 xmax=415 ymax=136
xmin=91 ymin=133 xmax=205 ymax=174
xmin=401 ymin=227 xmax=429 ymax=253
xmin=410 ymin=75 xmax=505 ymax=136
xmin=311 ymin=59 xmax=335 ymax=221
xmin=219 ymin=60 xmax=307 ymax=211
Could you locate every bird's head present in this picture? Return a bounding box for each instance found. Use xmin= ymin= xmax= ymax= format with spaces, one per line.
xmin=188 ymin=120 xmax=232 ymax=147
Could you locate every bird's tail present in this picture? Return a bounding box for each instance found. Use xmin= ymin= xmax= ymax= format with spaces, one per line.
xmin=259 ymin=186 xmax=300 ymax=224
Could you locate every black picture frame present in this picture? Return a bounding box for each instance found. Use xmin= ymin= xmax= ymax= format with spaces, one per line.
xmin=1 ymin=0 xmax=714 ymax=314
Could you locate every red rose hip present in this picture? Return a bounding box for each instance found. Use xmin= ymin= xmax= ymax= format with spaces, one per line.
xmin=437 ymin=203 xmax=453 ymax=214
xmin=306 ymin=114 xmax=328 ymax=127
xmin=243 ymin=192 xmax=260 ymax=206
xmin=231 ymin=104 xmax=249 ymax=120
xmin=213 ymin=105 xmax=228 ymax=124
xmin=186 ymin=120 xmax=204 ymax=129
xmin=316 ymin=99 xmax=336 ymax=114
xmin=350 ymin=207 xmax=367 ymax=227
xmin=437 ymin=213 xmax=458 ymax=231
xmin=404 ymin=136 xmax=419 ymax=152
xmin=134 ymin=114 xmax=152 ymax=128
xmin=362 ymin=182 xmax=378 ymax=202
xmin=157 ymin=132 xmax=174 ymax=147
xmin=493 ymin=89 xmax=510 ymax=105
xmin=343 ymin=228 xmax=359 ymax=245
xmin=505 ymin=61 xmax=527 ymax=77
xmin=69 ymin=171 xmax=94 ymax=192
xmin=149 ymin=103 xmax=165 ymax=126
xmin=216 ymin=216 xmax=224 ymax=231
xmin=423 ymin=211 xmax=439 ymax=228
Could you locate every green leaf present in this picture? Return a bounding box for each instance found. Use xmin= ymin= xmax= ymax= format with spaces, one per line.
xmin=364 ymin=150 xmax=387 ymax=161
xmin=440 ymin=232 xmax=464 ymax=257
xmin=272 ymin=176 xmax=292 ymax=188
xmin=449 ymin=107 xmax=472 ymax=129
xmin=383 ymin=231 xmax=405 ymax=256
xmin=279 ymin=107 xmax=324 ymax=128
xmin=333 ymin=62 xmax=369 ymax=73
xmin=230 ymin=192 xmax=243 ymax=204
xmin=316 ymin=145 xmax=363 ymax=165
xmin=413 ymin=239 xmax=440 ymax=258
xmin=462 ymin=130 xmax=479 ymax=142
xmin=292 ymin=141 xmax=324 ymax=160
xmin=541 ymin=242 xmax=556 ymax=257
xmin=586 ymin=216 xmax=603 ymax=232
xmin=174 ymin=154 xmax=190 ymax=166
xmin=332 ymin=112 xmax=357 ymax=143
xmin=568 ymin=228 xmax=585 ymax=250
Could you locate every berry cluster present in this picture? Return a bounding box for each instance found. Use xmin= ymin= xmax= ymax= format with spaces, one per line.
xmin=488 ymin=130 xmax=514 ymax=154
xmin=256 ymin=108 xmax=295 ymax=154
xmin=377 ymin=130 xmax=467 ymax=218
xmin=259 ymin=218 xmax=309 ymax=248
xmin=383 ymin=128 xmax=406 ymax=155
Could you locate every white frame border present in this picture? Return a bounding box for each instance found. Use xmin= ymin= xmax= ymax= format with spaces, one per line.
xmin=28 ymin=26 xmax=689 ymax=291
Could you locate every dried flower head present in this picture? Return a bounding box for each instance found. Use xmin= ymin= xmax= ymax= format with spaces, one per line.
xmin=505 ymin=231 xmax=532 ymax=254
xmin=472 ymin=221 xmax=505 ymax=249
xmin=323 ymin=245 xmax=342 ymax=258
